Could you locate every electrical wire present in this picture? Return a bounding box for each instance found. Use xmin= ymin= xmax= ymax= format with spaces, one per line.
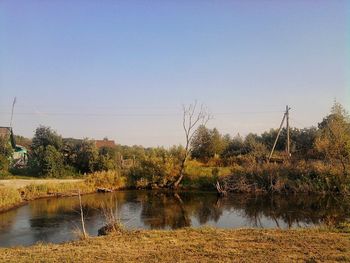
xmin=0 ymin=110 xmax=284 ymax=117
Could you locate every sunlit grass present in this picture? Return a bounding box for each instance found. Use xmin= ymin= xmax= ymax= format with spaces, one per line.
xmin=0 ymin=187 xmax=22 ymax=211
xmin=182 ymin=161 xmax=231 ymax=189
xmin=0 ymin=170 xmax=128 ymax=211
xmin=0 ymin=227 xmax=349 ymax=262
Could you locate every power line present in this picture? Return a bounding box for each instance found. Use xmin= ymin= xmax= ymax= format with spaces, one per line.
xmin=289 ymin=117 xmax=312 ymax=128
xmin=0 ymin=110 xmax=284 ymax=117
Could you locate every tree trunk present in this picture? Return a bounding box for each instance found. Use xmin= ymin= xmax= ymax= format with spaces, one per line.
xmin=173 ymin=155 xmax=187 ymax=189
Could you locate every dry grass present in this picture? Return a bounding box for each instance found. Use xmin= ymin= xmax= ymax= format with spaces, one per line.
xmin=0 ymin=188 xmax=22 ymax=211
xmin=20 ymin=181 xmax=94 ymax=200
xmin=0 ymin=179 xmax=84 ymax=189
xmin=0 ymin=181 xmax=93 ymax=212
xmin=0 ymin=171 xmax=126 ymax=212
xmin=0 ymin=228 xmax=349 ymax=262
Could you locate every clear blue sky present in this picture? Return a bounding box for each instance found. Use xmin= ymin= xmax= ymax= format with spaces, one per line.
xmin=0 ymin=0 xmax=349 ymax=147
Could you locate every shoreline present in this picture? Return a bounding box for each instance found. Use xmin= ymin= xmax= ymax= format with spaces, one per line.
xmin=1 ymin=180 xmax=348 ymax=214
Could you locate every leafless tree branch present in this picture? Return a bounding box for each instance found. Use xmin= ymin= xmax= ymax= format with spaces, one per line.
xmin=173 ymin=101 xmax=211 ymax=188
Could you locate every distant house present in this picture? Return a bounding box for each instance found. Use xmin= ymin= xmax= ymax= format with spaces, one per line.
xmin=94 ymin=138 xmax=116 ymax=148
xmin=0 ymin=126 xmax=28 ymax=166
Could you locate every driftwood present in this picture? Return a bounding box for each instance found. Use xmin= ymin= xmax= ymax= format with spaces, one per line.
xmin=215 ymin=181 xmax=227 ymax=196
xmin=218 ymin=176 xmax=261 ymax=193
xmin=97 ymin=188 xmax=113 ymax=193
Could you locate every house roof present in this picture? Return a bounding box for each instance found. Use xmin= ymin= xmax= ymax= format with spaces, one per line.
xmin=95 ymin=139 xmax=116 ymax=148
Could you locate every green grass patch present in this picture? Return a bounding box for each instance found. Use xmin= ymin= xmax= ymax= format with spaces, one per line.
xmin=182 ymin=161 xmax=231 ymax=189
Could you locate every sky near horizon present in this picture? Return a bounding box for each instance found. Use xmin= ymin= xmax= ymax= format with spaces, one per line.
xmin=0 ymin=0 xmax=349 ymax=147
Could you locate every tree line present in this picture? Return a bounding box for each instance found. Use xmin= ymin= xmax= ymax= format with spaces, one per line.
xmin=0 ymin=102 xmax=349 ymax=193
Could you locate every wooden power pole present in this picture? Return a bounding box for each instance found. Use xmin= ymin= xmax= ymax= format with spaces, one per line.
xmin=286 ymin=105 xmax=291 ymax=158
xmin=268 ymin=105 xmax=291 ymax=161
xmin=9 ymin=97 xmax=17 ymax=128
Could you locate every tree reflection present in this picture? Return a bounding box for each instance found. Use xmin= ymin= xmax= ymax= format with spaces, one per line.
xmin=218 ymin=194 xmax=350 ymax=228
xmin=138 ymin=192 xmax=350 ymax=229
xmin=140 ymin=192 xmax=191 ymax=229
xmin=0 ymin=191 xmax=349 ymax=247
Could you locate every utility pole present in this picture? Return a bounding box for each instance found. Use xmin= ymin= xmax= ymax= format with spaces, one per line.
xmin=9 ymin=97 xmax=17 ymax=128
xmin=268 ymin=105 xmax=291 ymax=162
xmin=286 ymin=105 xmax=291 ymax=158
xmin=268 ymin=111 xmax=286 ymax=161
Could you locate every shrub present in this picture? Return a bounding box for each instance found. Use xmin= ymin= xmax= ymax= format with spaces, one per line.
xmin=129 ymin=155 xmax=179 ymax=188
xmin=85 ymin=170 xmax=126 ymax=190
xmin=221 ymin=160 xmax=350 ymax=194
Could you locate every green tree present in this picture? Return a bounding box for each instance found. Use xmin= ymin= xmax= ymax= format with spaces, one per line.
xmin=191 ymin=125 xmax=212 ymax=161
xmin=42 ymin=145 xmax=64 ymax=177
xmin=290 ymin=127 xmax=317 ymax=159
xmin=31 ymin=126 xmax=62 ymax=151
xmin=0 ymin=136 xmax=13 ymax=176
xmin=29 ymin=126 xmax=64 ymax=177
xmin=72 ymin=139 xmax=98 ymax=174
xmin=315 ymin=102 xmax=350 ymax=176
xmin=191 ymin=126 xmax=227 ymax=161
xmin=210 ymin=128 xmax=227 ymax=157
xmin=222 ymin=134 xmax=244 ymax=157
xmin=0 ymin=135 xmax=13 ymax=158
xmin=244 ymin=133 xmax=268 ymax=158
xmin=261 ymin=129 xmax=286 ymax=152
xmin=95 ymin=146 xmax=117 ymax=171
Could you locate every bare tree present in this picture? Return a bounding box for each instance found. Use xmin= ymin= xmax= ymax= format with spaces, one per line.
xmin=173 ymin=102 xmax=211 ymax=189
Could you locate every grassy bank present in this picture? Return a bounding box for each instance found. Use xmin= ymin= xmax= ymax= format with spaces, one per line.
xmin=223 ymin=160 xmax=350 ymax=194
xmin=0 ymin=227 xmax=349 ymax=262
xmin=0 ymin=170 xmax=126 ymax=212
xmin=1 ymin=160 xmax=349 ymax=213
xmin=0 ymin=188 xmax=22 ymax=212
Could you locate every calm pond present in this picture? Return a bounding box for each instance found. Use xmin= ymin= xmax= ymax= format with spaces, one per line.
xmin=0 ymin=190 xmax=349 ymax=247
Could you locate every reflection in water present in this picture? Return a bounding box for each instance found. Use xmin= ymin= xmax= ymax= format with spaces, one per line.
xmin=140 ymin=192 xmax=191 ymax=229
xmin=0 ymin=191 xmax=349 ymax=247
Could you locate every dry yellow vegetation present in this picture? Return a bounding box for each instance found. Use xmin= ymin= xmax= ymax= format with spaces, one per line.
xmin=0 ymin=171 xmax=126 ymax=212
xmin=0 ymin=187 xmax=21 ymax=211
xmin=0 ymin=179 xmax=84 ymax=189
xmin=0 ymin=228 xmax=349 ymax=262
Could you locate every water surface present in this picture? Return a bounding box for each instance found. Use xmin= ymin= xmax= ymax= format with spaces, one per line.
xmin=0 ymin=191 xmax=349 ymax=247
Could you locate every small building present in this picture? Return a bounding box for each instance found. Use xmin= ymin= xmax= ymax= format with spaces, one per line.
xmin=0 ymin=126 xmax=28 ymax=167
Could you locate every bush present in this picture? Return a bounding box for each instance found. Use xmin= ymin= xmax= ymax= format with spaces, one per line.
xmin=85 ymin=170 xmax=126 ymax=190
xmin=128 ymin=154 xmax=180 ymax=188
xmin=221 ymin=160 xmax=350 ymax=194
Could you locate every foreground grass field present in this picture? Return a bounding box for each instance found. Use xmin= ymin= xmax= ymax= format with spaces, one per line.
xmin=0 ymin=228 xmax=349 ymax=262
